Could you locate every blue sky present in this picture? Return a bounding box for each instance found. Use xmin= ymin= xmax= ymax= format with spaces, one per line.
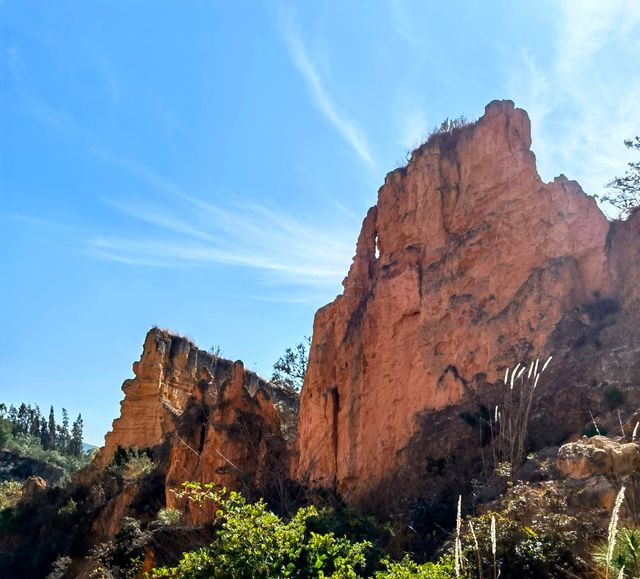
xmin=2 ymin=1 xmax=639 ymax=444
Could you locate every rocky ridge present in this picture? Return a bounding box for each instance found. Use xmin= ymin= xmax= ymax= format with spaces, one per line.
xmin=90 ymin=328 xmax=298 ymax=530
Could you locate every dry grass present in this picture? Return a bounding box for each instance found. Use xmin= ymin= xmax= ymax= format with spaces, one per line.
xmin=606 ymin=486 xmax=626 ymax=579
xmin=487 ymin=356 xmax=553 ymax=479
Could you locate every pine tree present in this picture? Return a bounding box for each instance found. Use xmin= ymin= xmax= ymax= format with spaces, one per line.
xmin=69 ymin=414 xmax=84 ymax=457
xmin=17 ymin=403 xmax=29 ymax=433
xmin=29 ymin=405 xmax=41 ymax=438
xmin=39 ymin=418 xmax=48 ymax=448
xmin=57 ymin=408 xmax=70 ymax=453
xmin=271 ymin=337 xmax=311 ymax=391
xmin=47 ymin=406 xmax=56 ymax=451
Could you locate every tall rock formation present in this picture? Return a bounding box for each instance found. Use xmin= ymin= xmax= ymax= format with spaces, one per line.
xmin=297 ymin=100 xmax=640 ymax=505
xmin=90 ymin=100 xmax=640 ymax=520
xmin=93 ymin=328 xmax=298 ymax=526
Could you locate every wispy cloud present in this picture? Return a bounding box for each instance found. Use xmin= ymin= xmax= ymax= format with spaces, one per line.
xmin=89 ymin=193 xmax=357 ymax=288
xmin=277 ymin=4 xmax=374 ymax=166
xmin=506 ymin=0 xmax=640 ymax=215
xmin=3 ymin=213 xmax=73 ymax=231
xmin=6 ymin=52 xmax=359 ymax=292
xmin=389 ymin=0 xmax=430 ymax=54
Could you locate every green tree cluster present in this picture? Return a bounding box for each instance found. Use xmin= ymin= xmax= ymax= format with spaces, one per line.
xmin=0 ymin=402 xmax=84 ymax=458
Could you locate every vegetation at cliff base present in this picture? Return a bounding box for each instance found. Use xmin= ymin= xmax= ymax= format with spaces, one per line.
xmin=0 ymin=402 xmax=90 ymax=482
xmin=147 ymin=482 xmax=456 ymax=578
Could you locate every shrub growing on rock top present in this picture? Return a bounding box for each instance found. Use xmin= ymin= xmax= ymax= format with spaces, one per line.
xmin=599 ymin=137 xmax=640 ymax=216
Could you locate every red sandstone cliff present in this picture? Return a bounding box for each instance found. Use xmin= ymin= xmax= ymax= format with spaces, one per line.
xmin=91 ymin=100 xmax=640 ymax=519
xmin=91 ymin=328 xmax=298 ymax=530
xmin=297 ymin=100 xmax=640 ymax=504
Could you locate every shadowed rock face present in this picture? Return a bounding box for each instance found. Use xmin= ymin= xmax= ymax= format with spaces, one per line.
xmin=296 ymin=100 xmax=640 ymax=505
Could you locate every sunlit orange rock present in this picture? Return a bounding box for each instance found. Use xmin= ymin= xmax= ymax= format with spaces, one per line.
xmin=93 ymin=328 xmax=298 ymax=525
xmin=296 ymin=100 xmax=625 ymax=502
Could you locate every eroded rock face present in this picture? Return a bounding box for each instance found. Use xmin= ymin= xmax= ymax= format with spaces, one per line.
xmin=297 ymin=100 xmax=639 ymax=504
xmin=556 ymin=436 xmax=640 ymax=480
xmin=93 ymin=328 xmax=298 ymax=526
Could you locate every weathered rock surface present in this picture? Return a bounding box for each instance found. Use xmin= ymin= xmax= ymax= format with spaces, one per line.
xmin=557 ymin=435 xmax=640 ymax=480
xmin=297 ymin=100 xmax=640 ymax=505
xmin=92 ymin=328 xmax=298 ymax=527
xmin=19 ymin=476 xmax=47 ymax=503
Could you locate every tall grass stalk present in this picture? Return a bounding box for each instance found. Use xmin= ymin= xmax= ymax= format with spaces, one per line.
xmin=454 ymin=495 xmax=462 ymax=578
xmin=606 ymin=486 xmax=627 ymax=579
xmin=589 ymin=410 xmax=602 ymax=436
xmin=490 ymin=515 xmax=497 ymax=579
xmin=468 ymin=520 xmax=483 ymax=579
xmin=489 ymin=356 xmax=552 ymax=479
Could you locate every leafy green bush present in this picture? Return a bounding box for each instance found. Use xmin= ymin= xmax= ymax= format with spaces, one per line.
xmin=454 ymin=483 xmax=593 ymax=578
xmin=151 ymin=483 xmax=454 ymax=579
xmin=594 ymin=527 xmax=640 ymax=578
xmin=46 ymin=555 xmax=72 ymax=579
xmin=151 ymin=483 xmax=372 ymax=578
xmin=0 ymin=480 xmax=23 ymax=509
xmin=57 ymin=497 xmax=78 ymax=518
xmin=374 ymin=556 xmax=456 ymax=578
xmin=0 ymin=506 xmax=19 ymax=532
xmin=0 ymin=481 xmax=22 ymax=532
xmin=603 ymin=385 xmax=625 ymax=411
xmin=90 ymin=517 xmax=148 ymax=578
xmin=584 ymin=424 xmax=608 ymax=438
xmin=306 ymin=505 xmax=393 ymax=573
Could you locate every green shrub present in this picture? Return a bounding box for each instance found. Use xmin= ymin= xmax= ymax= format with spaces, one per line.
xmin=584 ymin=424 xmax=608 ymax=438
xmin=594 ymin=527 xmax=640 ymax=578
xmin=453 ymin=483 xmax=594 ymax=579
xmin=0 ymin=507 xmax=18 ymax=532
xmin=3 ymin=431 xmax=90 ymax=483
xmin=157 ymin=507 xmax=182 ymax=525
xmin=90 ymin=517 xmax=147 ymax=578
xmin=0 ymin=480 xmax=23 ymax=509
xmin=122 ymin=453 xmax=154 ymax=482
xmin=151 ymin=483 xmax=372 ymax=578
xmin=603 ymin=385 xmax=625 ymax=411
xmin=307 ymin=506 xmax=392 ymax=572
xmin=46 ymin=555 xmax=72 ymax=579
xmin=57 ymin=497 xmax=78 ymax=518
xmin=106 ymin=446 xmax=154 ymax=484
xmin=374 ymin=556 xmax=456 ymax=578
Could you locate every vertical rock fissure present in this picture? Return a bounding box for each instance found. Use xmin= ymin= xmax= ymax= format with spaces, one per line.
xmin=330 ymin=386 xmax=340 ymax=486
